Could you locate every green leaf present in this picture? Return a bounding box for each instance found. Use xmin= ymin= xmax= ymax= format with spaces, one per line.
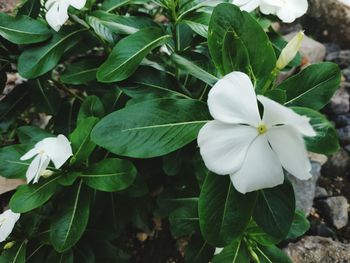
xmin=17 ymin=126 xmax=53 ymax=144
xmin=86 ymin=15 xmax=115 ymax=43
xmin=0 ymin=144 xmax=29 ymax=179
xmin=278 ymin=63 xmax=341 ymax=110
xmin=69 ymin=117 xmax=99 ymax=164
xmin=17 ymin=0 xmax=41 ymax=18
xmin=246 ymin=221 xmax=280 ymax=246
xmin=253 ymin=181 xmax=295 ymax=239
xmin=0 ymin=241 xmax=26 ymax=263
xmin=97 ymin=27 xmax=171 ymax=82
xmin=10 ymin=175 xmax=61 ymax=213
xmin=199 ymin=174 xmax=257 ymax=246
xmin=50 ymin=180 xmax=90 ymax=252
xmin=222 ymin=31 xmax=250 ymax=75
xmin=91 ymin=98 xmax=210 ymax=158
xmin=292 ymin=106 xmax=340 ymax=155
xmin=170 ymin=53 xmax=218 ymax=86
xmin=82 ymin=158 xmax=137 ymax=192
xmin=286 ymin=210 xmax=310 ymax=240
xmin=77 ymin=96 xmax=105 ymax=123
xmin=18 ymin=27 xmax=86 ymax=79
xmin=46 ymin=250 xmax=74 ymax=263
xmin=0 ymin=13 xmax=50 ymax=44
xmin=208 ymin=3 xmax=276 ymax=82
xmin=101 ymin=0 xmax=145 ymax=12
xmin=182 ymin=12 xmax=210 ymax=38
xmin=265 ymin=89 xmax=287 ymax=104
xmin=255 ymin=245 xmax=292 ymax=263
xmin=185 ymin=235 xmax=215 ymax=263
xmin=212 ymin=239 xmax=250 ymax=263
xmin=61 ymin=58 xmax=101 ymax=85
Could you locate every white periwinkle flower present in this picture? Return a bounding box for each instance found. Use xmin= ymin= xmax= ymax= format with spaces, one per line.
xmin=20 ymin=135 xmax=73 ymax=184
xmin=232 ymin=0 xmax=308 ymax=23
xmin=197 ymin=72 xmax=316 ymax=194
xmin=276 ymin=31 xmax=304 ymax=70
xmin=0 ymin=210 xmax=20 ymax=243
xmin=45 ymin=0 xmax=87 ymax=31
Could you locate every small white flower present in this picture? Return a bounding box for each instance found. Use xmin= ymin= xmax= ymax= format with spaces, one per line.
xmin=232 ymin=0 xmax=308 ymax=23
xmin=45 ymin=0 xmax=87 ymax=31
xmin=197 ymin=72 xmax=316 ymax=194
xmin=0 ymin=210 xmax=20 ymax=243
xmin=20 ymin=135 xmax=73 ymax=184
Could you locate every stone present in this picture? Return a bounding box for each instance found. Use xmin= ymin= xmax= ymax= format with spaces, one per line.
xmin=324 ymin=43 xmax=341 ymax=55
xmin=325 ymin=50 xmax=350 ymax=68
xmin=284 ymin=32 xmax=326 ymax=64
xmin=342 ymin=67 xmax=350 ymax=82
xmin=333 ymin=113 xmax=350 ymax=127
xmin=287 ymin=161 xmax=321 ymax=215
xmin=284 ymin=236 xmax=350 ymax=263
xmin=307 ymin=0 xmax=350 ymax=46
xmin=0 ymin=177 xmax=25 ymax=195
xmin=323 ymin=148 xmax=350 ymax=177
xmin=338 ymin=125 xmax=350 ymax=144
xmin=0 ymin=0 xmax=19 ymax=13
xmin=320 ymin=196 xmax=349 ymax=229
xmin=309 ymin=223 xmax=335 ymax=238
xmin=315 ymin=187 xmax=328 ymax=199
xmin=326 ymin=86 xmax=350 ymax=115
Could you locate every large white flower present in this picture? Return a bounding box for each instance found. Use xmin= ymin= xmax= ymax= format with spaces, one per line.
xmin=0 ymin=210 xmax=20 ymax=243
xmin=232 ymin=0 xmax=308 ymax=23
xmin=20 ymin=135 xmax=73 ymax=184
xmin=197 ymin=72 xmax=316 ymax=194
xmin=45 ymin=0 xmax=87 ymax=31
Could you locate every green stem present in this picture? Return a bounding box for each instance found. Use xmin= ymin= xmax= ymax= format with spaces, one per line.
xmin=260 ymin=68 xmax=279 ymax=94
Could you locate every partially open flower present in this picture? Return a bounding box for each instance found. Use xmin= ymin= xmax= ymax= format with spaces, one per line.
xmin=45 ymin=0 xmax=87 ymax=31
xmin=20 ymin=135 xmax=73 ymax=184
xmin=276 ymin=31 xmax=304 ymax=70
xmin=197 ymin=72 xmax=316 ymax=194
xmin=0 ymin=210 xmax=20 ymax=243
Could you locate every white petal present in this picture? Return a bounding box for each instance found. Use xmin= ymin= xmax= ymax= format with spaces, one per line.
xmin=230 ymin=135 xmax=284 ymax=194
xmin=267 ymin=126 xmax=312 ymax=180
xmin=20 ymin=148 xmax=39 ymax=161
xmin=33 ymin=155 xmax=50 ymax=184
xmin=44 ymin=135 xmax=73 ymax=168
xmin=0 ymin=210 xmax=20 ymax=243
xmin=233 ymin=0 xmax=261 ymax=12
xmin=198 ymin=121 xmax=258 ymax=175
xmin=208 ymin=72 xmax=261 ymax=126
xmin=45 ymin=1 xmax=69 ymax=32
xmin=25 ymin=154 xmax=42 ymax=183
xmin=258 ymin=95 xmax=316 ymax=137
xmin=69 ymin=0 xmax=86 ymax=9
xmin=275 ymin=0 xmax=308 ymax=23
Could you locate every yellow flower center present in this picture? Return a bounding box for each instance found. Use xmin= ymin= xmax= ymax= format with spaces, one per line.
xmin=257 ymin=124 xmax=267 ymax=135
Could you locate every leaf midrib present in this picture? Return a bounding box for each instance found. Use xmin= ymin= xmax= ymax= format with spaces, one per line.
xmin=121 ymin=120 xmax=209 ymax=132
xmin=81 ymin=172 xmax=127 ymax=178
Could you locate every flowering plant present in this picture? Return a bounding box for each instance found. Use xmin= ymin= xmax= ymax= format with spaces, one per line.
xmin=0 ymin=0 xmax=341 ymax=262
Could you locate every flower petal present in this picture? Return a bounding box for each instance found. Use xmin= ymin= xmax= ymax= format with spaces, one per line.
xmin=45 ymin=1 xmax=69 ymax=32
xmin=232 ymin=0 xmax=261 ymax=12
xmin=267 ymin=125 xmax=312 ymax=180
xmin=258 ymin=95 xmax=316 ymax=137
xmin=230 ymin=135 xmax=284 ymax=194
xmin=208 ymin=72 xmax=261 ymax=126
xmin=44 ymin=135 xmax=73 ymax=168
xmin=25 ymin=154 xmax=42 ymax=183
xmin=0 ymin=210 xmax=20 ymax=243
xmin=198 ymin=121 xmax=258 ymax=175
xmin=20 ymin=147 xmax=39 ymax=161
xmin=69 ymin=0 xmax=86 ymax=9
xmin=33 ymin=155 xmax=50 ymax=184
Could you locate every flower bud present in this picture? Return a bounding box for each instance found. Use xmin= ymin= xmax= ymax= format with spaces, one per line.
xmin=41 ymin=169 xmax=54 ymax=178
xmin=3 ymin=241 xmax=15 ymax=250
xmin=276 ymin=31 xmax=304 ymax=70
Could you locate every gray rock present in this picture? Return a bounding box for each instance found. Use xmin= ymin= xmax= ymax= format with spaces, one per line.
xmin=342 ymin=67 xmax=350 ymax=82
xmin=324 ymin=148 xmax=350 ymax=177
xmin=308 ymin=0 xmax=350 ymax=46
xmin=327 ymin=87 xmax=350 ymax=115
xmin=285 ymin=236 xmax=350 ymax=263
xmin=338 ymin=125 xmax=350 ymax=144
xmin=320 ymin=196 xmax=349 ymax=229
xmin=326 ymin=50 xmax=350 ymax=68
xmin=284 ymin=32 xmax=326 ymax=64
xmin=315 ymin=186 xmax=328 ymax=199
xmin=287 ymin=161 xmax=321 ymax=215
xmin=334 ymin=113 xmax=350 ymax=127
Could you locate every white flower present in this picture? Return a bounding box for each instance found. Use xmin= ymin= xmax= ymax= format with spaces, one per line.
xmin=276 ymin=31 xmax=304 ymax=70
xmin=232 ymin=0 xmax=308 ymax=23
xmin=0 ymin=210 xmax=20 ymax=243
xmin=197 ymin=72 xmax=316 ymax=194
xmin=45 ymin=0 xmax=87 ymax=31
xmin=20 ymin=135 xmax=73 ymax=184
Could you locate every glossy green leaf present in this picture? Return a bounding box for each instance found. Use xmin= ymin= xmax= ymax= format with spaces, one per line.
xmin=182 ymin=12 xmax=210 ymax=38
xmin=61 ymin=58 xmax=101 ymax=85
xmin=0 ymin=13 xmax=50 ymax=44
xmin=17 ymin=0 xmax=41 ymax=18
xmin=292 ymin=106 xmax=340 ymax=155
xmin=0 ymin=241 xmax=26 ymax=263
xmin=69 ymin=117 xmax=99 ymax=164
xmin=0 ymin=144 xmax=29 ymax=179
xmin=86 ymin=15 xmax=115 ymax=43
xmin=97 ymin=27 xmax=171 ymax=82
xmin=91 ymin=98 xmax=210 ymax=158
xmin=253 ymin=181 xmax=295 ymax=239
xmin=17 ymin=126 xmax=53 ymax=144
xmin=212 ymin=239 xmax=250 ymax=263
xmin=77 ymin=95 xmax=105 ymax=123
xmin=101 ymin=0 xmax=146 ymax=12
xmin=208 ymin=3 xmax=276 ymax=82
xmin=286 ymin=210 xmax=310 ymax=240
xmin=10 ymin=175 xmax=61 ymax=213
xmin=256 ymin=245 xmax=292 ymax=263
xmin=50 ymin=181 xmax=90 ymax=252
xmin=199 ymin=174 xmax=257 ymax=246
xmin=46 ymin=250 xmax=74 ymax=263
xmin=170 ymin=53 xmax=218 ymax=86
xmin=82 ymin=158 xmax=137 ymax=192
xmin=185 ymin=235 xmax=215 ymax=263
xmin=18 ymin=27 xmax=85 ymax=78
xmin=279 ymin=63 xmax=341 ymax=110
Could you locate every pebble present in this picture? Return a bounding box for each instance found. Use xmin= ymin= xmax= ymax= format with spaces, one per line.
xmin=323 ymin=148 xmax=350 ymax=177
xmin=315 ymin=187 xmax=328 ymax=199
xmin=325 ymin=50 xmax=350 ymax=69
xmin=326 ymin=87 xmax=350 ymax=115
xmin=319 ymin=196 xmax=349 ymax=229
